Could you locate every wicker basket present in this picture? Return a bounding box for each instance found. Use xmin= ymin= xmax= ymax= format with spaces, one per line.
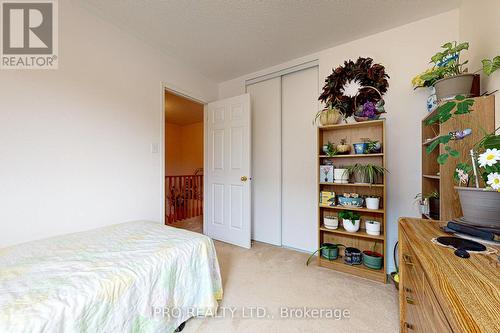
xmin=319 ymin=108 xmax=342 ymax=125
xmin=353 ymin=86 xmax=384 ymax=122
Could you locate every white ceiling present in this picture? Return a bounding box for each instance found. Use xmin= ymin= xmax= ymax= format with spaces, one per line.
xmin=80 ymin=0 xmax=461 ymax=82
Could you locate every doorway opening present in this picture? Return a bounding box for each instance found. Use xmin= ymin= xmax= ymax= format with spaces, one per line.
xmin=164 ymin=90 xmax=204 ymax=233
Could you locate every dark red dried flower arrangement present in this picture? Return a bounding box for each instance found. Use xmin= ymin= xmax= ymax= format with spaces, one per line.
xmin=319 ymin=57 xmax=390 ymax=117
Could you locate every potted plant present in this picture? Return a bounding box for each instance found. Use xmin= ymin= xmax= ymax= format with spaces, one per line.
xmin=353 ymin=142 xmax=368 ymax=154
xmin=414 ymin=193 xmax=429 ymax=216
xmin=362 ymin=243 xmax=383 ymax=270
xmin=344 ymin=247 xmax=362 ymax=265
xmin=347 ymin=163 xmax=388 ymax=184
xmin=323 ymin=214 xmax=338 ymax=230
xmin=366 ymin=140 xmax=382 ymax=154
xmin=353 ymin=91 xmax=386 ymax=122
xmin=336 ymin=138 xmax=351 ymax=155
xmin=412 ymin=41 xmax=500 ymax=101
xmin=365 ymin=196 xmax=381 ymax=210
xmin=314 ymin=103 xmax=344 ymax=126
xmin=306 ymin=243 xmax=345 ymax=264
xmin=454 ymin=130 xmax=500 ymax=228
xmin=414 ymin=192 xmax=439 ymax=219
xmin=333 ymin=167 xmax=349 ymax=184
xmin=427 ymin=191 xmax=440 ymax=220
xmin=365 ymin=220 xmax=381 ymax=236
xmin=339 ymin=210 xmax=361 ymax=233
xmin=322 ymin=141 xmax=337 ymax=157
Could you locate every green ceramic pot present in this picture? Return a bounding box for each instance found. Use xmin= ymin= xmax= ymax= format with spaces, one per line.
xmin=321 ymin=243 xmax=341 ymax=260
xmin=362 ymin=250 xmax=383 ymax=270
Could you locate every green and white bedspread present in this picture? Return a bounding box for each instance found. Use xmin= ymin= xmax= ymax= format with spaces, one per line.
xmin=0 ymin=221 xmax=223 ymax=332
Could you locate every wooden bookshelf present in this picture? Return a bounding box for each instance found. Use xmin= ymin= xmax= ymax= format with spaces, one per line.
xmin=421 ymin=96 xmax=495 ymax=221
xmin=317 ymin=119 xmax=387 ymax=283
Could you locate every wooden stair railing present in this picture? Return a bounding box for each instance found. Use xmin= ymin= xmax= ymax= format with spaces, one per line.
xmin=166 ymin=175 xmax=203 ymax=223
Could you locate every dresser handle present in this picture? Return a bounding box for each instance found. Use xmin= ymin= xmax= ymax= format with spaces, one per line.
xmin=405 ymin=287 xmax=413 ymax=293
xmin=404 ymin=322 xmax=414 ymax=330
xmin=403 ymin=254 xmax=414 ymax=266
xmin=405 ymin=296 xmax=415 ymax=305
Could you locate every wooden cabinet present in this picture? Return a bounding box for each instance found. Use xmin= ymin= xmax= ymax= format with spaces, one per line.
xmin=399 ymin=218 xmax=500 ymax=333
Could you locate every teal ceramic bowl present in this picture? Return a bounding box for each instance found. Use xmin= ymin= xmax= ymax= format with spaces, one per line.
xmin=362 ymin=251 xmax=383 ymax=270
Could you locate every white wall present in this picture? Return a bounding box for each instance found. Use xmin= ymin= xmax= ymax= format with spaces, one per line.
xmin=0 ymin=0 xmax=217 ymax=247
xmin=219 ymin=10 xmax=460 ymax=272
xmin=459 ymin=0 xmax=500 ymax=128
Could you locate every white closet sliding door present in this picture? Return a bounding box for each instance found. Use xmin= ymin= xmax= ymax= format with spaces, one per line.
xmin=246 ymin=78 xmax=282 ymax=246
xmin=281 ymin=67 xmax=318 ymax=252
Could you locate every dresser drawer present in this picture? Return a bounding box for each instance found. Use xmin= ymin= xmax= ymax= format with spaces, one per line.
xmin=400 ymin=232 xmax=425 ymax=332
xmin=418 ymin=277 xmax=453 ymax=333
xmin=400 ymin=229 xmax=453 ymax=333
xmin=399 ymin=218 xmax=500 ymax=333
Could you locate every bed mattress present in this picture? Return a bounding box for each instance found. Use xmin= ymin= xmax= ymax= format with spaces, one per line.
xmin=0 ymin=221 xmax=223 ymax=332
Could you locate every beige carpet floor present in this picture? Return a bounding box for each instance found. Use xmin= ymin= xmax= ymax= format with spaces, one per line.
xmin=167 ymin=216 xmax=203 ymax=234
xmin=183 ymin=240 xmax=399 ymax=333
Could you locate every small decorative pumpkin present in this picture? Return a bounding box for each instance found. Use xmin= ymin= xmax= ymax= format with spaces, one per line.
xmin=336 ymin=138 xmax=351 ymax=154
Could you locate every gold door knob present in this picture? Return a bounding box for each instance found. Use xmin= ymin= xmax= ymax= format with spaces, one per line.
xmin=241 ymin=176 xmax=248 ymax=182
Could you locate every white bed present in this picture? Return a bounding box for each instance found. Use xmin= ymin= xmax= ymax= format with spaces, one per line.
xmin=0 ymin=221 xmax=223 ymax=333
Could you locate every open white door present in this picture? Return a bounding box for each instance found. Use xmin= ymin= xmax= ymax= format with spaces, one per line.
xmin=204 ymin=94 xmax=251 ymax=248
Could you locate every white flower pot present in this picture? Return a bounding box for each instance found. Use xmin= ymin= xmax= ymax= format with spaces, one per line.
xmin=365 ymin=221 xmax=381 ymax=236
xmin=323 ymin=217 xmax=339 ymax=229
xmin=334 ymin=169 xmax=349 ymax=184
xmin=366 ymin=197 xmax=380 ymax=210
xmin=343 ymin=219 xmax=360 ymax=233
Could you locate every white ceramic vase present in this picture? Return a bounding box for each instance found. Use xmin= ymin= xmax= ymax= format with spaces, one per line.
xmin=366 ymin=197 xmax=380 ymax=210
xmin=365 ymin=221 xmax=381 ymax=236
xmin=343 ymin=219 xmax=360 ymax=233
xmin=334 ymin=169 xmax=349 ymax=184
xmin=323 ymin=217 xmax=339 ymax=229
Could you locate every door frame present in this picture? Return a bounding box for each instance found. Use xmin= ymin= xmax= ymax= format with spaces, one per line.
xmin=161 ymin=82 xmax=207 ymax=227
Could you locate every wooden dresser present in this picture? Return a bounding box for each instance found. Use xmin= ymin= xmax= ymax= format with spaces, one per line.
xmin=399 ymin=218 xmax=500 ymax=333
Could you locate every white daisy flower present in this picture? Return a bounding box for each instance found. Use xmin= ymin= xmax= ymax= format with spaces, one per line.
xmin=478 ymin=148 xmax=500 ymax=167
xmin=487 ymin=172 xmax=500 ymax=190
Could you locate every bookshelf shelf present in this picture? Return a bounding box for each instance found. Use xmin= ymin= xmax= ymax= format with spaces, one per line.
xmin=319 ymin=225 xmax=384 ymax=240
xmin=319 ymin=182 xmax=384 ymax=188
xmin=318 ymin=257 xmax=385 ymax=283
xmin=319 ymin=153 xmax=384 ymax=158
xmin=319 ymin=204 xmax=385 ymax=214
